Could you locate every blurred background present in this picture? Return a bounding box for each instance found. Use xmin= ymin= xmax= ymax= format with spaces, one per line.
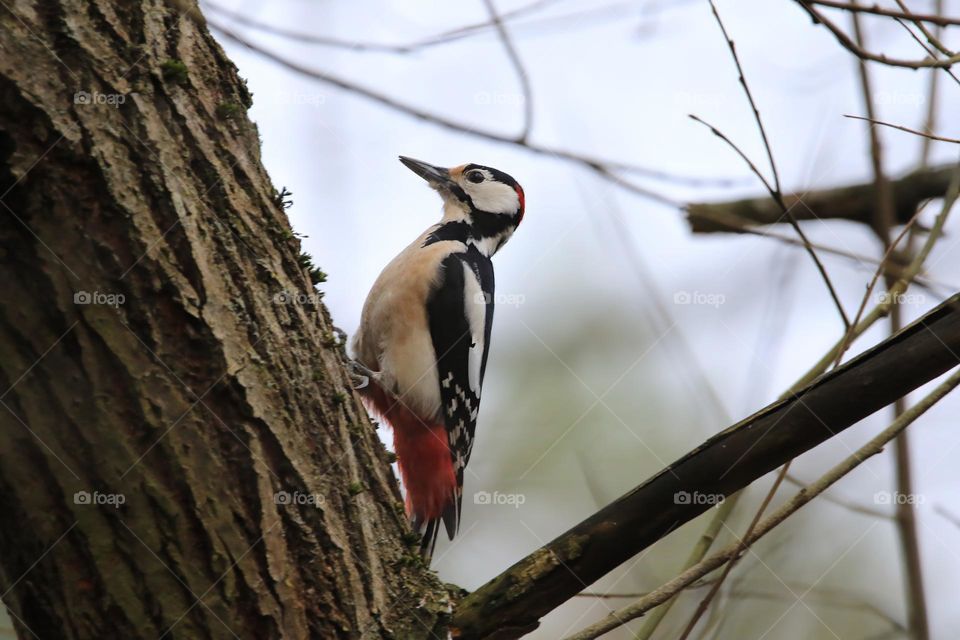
xmin=7 ymin=1 xmax=959 ymax=638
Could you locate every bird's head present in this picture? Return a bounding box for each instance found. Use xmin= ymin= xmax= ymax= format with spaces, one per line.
xmin=399 ymin=156 xmax=525 ymax=225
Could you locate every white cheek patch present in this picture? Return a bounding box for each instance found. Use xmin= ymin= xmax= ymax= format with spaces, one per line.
xmin=468 ymin=181 xmax=519 ymax=214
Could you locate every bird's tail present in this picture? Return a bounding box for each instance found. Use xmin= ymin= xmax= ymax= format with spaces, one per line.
xmin=412 ymin=499 xmax=458 ymax=561
xmin=358 ymin=381 xmax=458 ymax=562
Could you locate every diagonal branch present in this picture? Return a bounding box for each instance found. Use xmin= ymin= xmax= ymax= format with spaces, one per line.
xmin=564 ymin=360 xmax=960 ymax=640
xmin=450 ymin=293 xmax=960 ymax=639
xmin=203 ymin=18 xmax=731 ymax=208
xmin=845 ymin=115 xmax=960 ymax=144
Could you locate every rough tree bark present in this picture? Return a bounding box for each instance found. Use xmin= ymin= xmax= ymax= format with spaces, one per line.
xmin=0 ymin=2 xmax=448 ymax=638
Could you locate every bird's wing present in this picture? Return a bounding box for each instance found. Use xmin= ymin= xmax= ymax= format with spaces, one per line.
xmin=426 ymin=245 xmax=495 ymax=538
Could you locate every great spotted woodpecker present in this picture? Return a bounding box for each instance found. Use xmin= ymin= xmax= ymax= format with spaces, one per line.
xmin=351 ymin=156 xmax=524 ymax=559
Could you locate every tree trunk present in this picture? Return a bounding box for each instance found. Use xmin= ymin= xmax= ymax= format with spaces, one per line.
xmin=0 ymin=1 xmax=447 ymax=638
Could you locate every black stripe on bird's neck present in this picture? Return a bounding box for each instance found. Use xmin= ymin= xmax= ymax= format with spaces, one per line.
xmin=423 ymin=211 xmax=519 ymax=249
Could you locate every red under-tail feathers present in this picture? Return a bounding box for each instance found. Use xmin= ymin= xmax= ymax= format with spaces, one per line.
xmin=360 ymin=381 xmax=457 ymax=558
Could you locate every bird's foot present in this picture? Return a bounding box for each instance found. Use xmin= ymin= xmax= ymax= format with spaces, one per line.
xmin=347 ymin=359 xmax=377 ymax=390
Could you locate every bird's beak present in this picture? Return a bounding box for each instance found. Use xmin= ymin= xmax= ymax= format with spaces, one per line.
xmin=399 ymin=156 xmax=455 ymax=191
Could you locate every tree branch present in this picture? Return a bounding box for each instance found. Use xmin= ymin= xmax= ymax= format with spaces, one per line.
xmin=686 ymin=164 xmax=957 ymax=233
xmin=563 ymin=358 xmax=960 ymax=640
xmin=451 ymin=293 xmax=960 ymax=639
xmin=482 ymin=0 xmax=534 ymax=143
xmin=795 ymin=1 xmax=960 ymax=69
xmin=202 ymin=15 xmax=727 ymax=205
xmin=807 ymin=0 xmax=960 ymax=29
xmin=845 ymin=115 xmax=960 ymax=145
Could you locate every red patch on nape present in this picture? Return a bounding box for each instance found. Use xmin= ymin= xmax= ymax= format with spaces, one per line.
xmin=514 ymin=184 xmax=525 ymax=223
xmin=359 ymin=381 xmax=456 ymax=522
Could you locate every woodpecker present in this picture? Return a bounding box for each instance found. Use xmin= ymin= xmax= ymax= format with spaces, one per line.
xmin=350 ymin=156 xmax=524 ymax=559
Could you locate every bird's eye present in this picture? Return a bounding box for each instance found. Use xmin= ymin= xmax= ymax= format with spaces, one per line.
xmin=467 ymin=171 xmax=485 ymax=184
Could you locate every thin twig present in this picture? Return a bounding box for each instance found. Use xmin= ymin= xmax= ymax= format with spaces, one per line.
xmin=892 ymin=2 xmax=956 ymax=58
xmin=807 ymin=0 xmax=960 ymax=29
xmin=205 ymin=19 xmax=740 ymax=205
xmin=676 ymin=155 xmax=955 ymax=639
xmin=687 ymin=115 xmax=852 ymax=330
xmin=201 ymin=0 xmax=561 ymax=53
xmin=676 ymin=470 xmax=787 ymax=639
xmin=594 ymin=196 xmax=752 ymax=640
xmin=482 ymin=0 xmax=534 ymax=143
xmin=688 ymin=208 xmax=954 ymax=292
xmin=784 ymin=474 xmax=893 ymax=519
xmin=846 ymin=22 xmax=931 ymax=632
xmin=796 ymin=1 xmax=960 ymax=69
xmin=845 ymin=115 xmax=960 ymax=144
xmin=917 ymin=0 xmax=947 ymax=166
xmin=699 ymin=1 xmax=851 ymax=330
xmin=728 ymin=586 xmax=906 ymax=631
xmin=670 ymin=5 xmax=865 ymax=632
xmin=890 ymin=17 xmax=960 ymax=91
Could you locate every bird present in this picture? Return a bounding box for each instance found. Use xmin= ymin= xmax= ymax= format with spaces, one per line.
xmin=350 ymin=156 xmax=524 ymax=560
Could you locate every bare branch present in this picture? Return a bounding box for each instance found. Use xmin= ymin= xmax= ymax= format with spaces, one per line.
xmin=201 ymin=0 xmax=561 ymax=53
xmin=807 ymin=0 xmax=960 ymax=29
xmin=845 ymin=115 xmax=960 ymax=144
xmin=482 ymin=0 xmax=534 ymax=142
xmin=784 ymin=473 xmax=893 ymax=519
xmin=795 ymin=1 xmax=960 ymax=69
xmin=688 ymin=113 xmax=849 ymax=329
xmin=203 ymin=19 xmax=751 ymax=208
xmin=699 ymin=0 xmax=850 ymax=330
xmin=686 ymin=164 xmax=958 ymax=233
xmin=676 ymin=469 xmax=786 ymax=639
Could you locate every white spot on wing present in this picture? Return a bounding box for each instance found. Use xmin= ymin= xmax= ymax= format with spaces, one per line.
xmin=460 ymin=261 xmax=486 ymax=396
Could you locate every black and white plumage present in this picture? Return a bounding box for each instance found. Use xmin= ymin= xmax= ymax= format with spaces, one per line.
xmin=351 ymin=157 xmax=524 ymax=560
xmin=427 ymin=244 xmax=495 ymax=534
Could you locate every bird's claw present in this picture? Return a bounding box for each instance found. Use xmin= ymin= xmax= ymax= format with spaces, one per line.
xmin=348 ymin=359 xmax=375 ymax=390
